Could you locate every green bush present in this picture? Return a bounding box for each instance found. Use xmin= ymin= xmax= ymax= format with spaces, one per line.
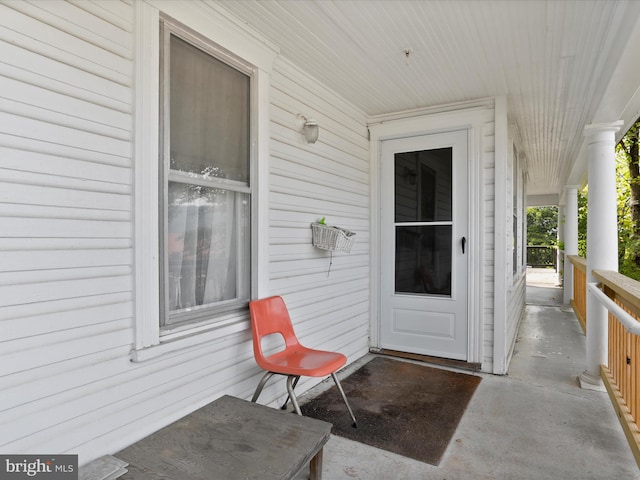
xmin=620 ymin=235 xmax=640 ymax=280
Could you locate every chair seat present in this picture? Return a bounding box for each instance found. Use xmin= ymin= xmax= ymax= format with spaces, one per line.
xmin=260 ymin=347 xmax=347 ymax=377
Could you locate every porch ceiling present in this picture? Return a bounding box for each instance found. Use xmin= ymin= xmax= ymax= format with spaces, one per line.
xmin=215 ymin=0 xmax=640 ymax=200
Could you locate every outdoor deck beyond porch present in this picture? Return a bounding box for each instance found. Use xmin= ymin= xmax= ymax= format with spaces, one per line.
xmin=289 ymin=268 xmax=639 ymax=479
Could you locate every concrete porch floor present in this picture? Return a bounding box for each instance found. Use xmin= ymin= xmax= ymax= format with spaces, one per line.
xmin=294 ymin=269 xmax=640 ymax=479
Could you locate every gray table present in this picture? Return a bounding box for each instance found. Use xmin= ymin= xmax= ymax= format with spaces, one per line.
xmin=117 ymin=395 xmax=332 ymax=480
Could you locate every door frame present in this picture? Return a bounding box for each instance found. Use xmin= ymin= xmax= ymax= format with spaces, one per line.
xmin=368 ymin=101 xmax=489 ymax=366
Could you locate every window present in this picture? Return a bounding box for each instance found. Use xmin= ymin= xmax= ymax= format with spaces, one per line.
xmin=511 ymin=144 xmax=526 ymax=281
xmin=159 ymin=19 xmax=252 ymax=330
xmin=133 ymin=3 xmax=273 ymax=360
xmin=512 ymin=145 xmax=518 ymax=277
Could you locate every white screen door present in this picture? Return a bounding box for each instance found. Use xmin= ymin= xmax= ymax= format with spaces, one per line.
xmin=380 ymin=130 xmax=468 ymax=360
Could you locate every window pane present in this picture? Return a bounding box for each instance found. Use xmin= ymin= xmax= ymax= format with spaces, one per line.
xmin=170 ymin=34 xmax=250 ymax=182
xmin=167 ymin=182 xmax=250 ymax=315
xmin=394 ymin=148 xmax=452 ymax=222
xmin=395 ymin=225 xmax=452 ymax=296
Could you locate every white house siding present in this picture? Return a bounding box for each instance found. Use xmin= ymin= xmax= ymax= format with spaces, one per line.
xmin=506 ymin=275 xmax=526 ymax=367
xmin=267 ymin=57 xmax=371 ymax=397
xmin=490 ymin=96 xmax=529 ymax=374
xmin=504 ymin=129 xmax=527 ymax=369
xmin=0 ymin=0 xmax=370 ymax=466
xmin=0 ymin=0 xmax=137 ymax=461
xmin=482 ymin=118 xmax=497 ymax=374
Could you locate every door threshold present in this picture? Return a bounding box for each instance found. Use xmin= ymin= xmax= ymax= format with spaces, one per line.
xmin=375 ymin=349 xmax=482 ymax=372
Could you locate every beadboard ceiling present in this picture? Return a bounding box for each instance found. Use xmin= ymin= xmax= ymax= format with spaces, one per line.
xmin=216 ymin=0 xmax=640 ymax=201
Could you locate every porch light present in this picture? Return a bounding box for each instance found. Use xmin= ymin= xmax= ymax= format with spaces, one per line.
xmin=299 ymin=115 xmax=319 ymax=144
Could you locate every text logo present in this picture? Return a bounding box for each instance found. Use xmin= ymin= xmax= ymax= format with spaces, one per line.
xmin=0 ymin=456 xmax=77 ymax=480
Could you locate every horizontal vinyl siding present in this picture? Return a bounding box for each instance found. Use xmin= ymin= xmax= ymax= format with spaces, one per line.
xmin=0 ymin=0 xmax=261 ymax=464
xmin=504 ymin=136 xmax=526 ymax=368
xmin=482 ymin=118 xmax=496 ymax=373
xmin=0 ymin=0 xmax=371 ymax=465
xmin=506 ymin=274 xmax=526 ymax=365
xmin=0 ymin=0 xmax=136 ymax=459
xmin=266 ymin=57 xmax=370 ymax=398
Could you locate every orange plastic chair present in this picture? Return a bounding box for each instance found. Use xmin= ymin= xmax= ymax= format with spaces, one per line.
xmin=249 ymin=296 xmax=358 ymax=427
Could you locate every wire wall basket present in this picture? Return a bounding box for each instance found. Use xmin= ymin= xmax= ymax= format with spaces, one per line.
xmin=311 ymin=222 xmax=356 ymax=253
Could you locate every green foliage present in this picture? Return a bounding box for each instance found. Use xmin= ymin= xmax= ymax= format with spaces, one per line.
xmin=577 ymin=189 xmax=588 ymax=257
xmin=616 ymin=129 xmax=640 ymax=280
xmin=620 ymin=237 xmax=640 ymax=280
xmin=526 ymin=206 xmax=558 ymax=246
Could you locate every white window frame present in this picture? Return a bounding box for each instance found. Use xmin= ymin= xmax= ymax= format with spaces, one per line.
xmin=513 ymin=145 xmax=527 ymax=280
xmin=132 ymin=2 xmax=274 ymax=361
xmin=508 ymin=129 xmax=527 ymax=287
xmin=159 ymin=16 xmax=253 ymax=334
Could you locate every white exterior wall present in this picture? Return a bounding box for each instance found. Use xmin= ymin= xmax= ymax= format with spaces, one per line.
xmin=507 ymin=275 xmax=527 ymax=364
xmin=0 ymin=0 xmax=138 ymax=461
xmin=505 ymin=127 xmax=527 ymax=368
xmin=482 ymin=115 xmax=497 ymax=373
xmin=266 ymin=57 xmax=371 ymax=396
xmin=491 ymin=97 xmax=528 ymax=374
xmin=0 ymin=0 xmax=369 ymax=466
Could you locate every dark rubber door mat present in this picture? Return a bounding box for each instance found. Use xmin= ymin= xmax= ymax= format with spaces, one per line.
xmin=301 ymin=356 xmax=481 ymax=466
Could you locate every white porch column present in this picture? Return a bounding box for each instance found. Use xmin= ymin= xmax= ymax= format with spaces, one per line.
xmin=579 ymin=121 xmax=622 ymax=391
xmin=563 ymin=186 xmax=580 ymax=305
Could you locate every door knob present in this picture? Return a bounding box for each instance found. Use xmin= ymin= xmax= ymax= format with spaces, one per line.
xmin=461 ymin=236 xmax=466 ymax=254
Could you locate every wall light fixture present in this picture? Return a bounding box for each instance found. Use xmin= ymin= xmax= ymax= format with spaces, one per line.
xmin=299 ymin=115 xmax=319 ymax=144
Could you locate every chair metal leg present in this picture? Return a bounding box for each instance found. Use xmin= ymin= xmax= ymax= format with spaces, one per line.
xmin=331 ymin=372 xmax=358 ymax=428
xmin=251 ymin=371 xmax=276 ymax=403
xmin=256 ymin=371 xmax=357 ymax=428
xmin=286 ymin=375 xmax=302 ymax=415
xmin=280 ymin=375 xmax=300 ymax=410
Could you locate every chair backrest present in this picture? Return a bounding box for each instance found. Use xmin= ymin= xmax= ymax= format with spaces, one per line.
xmin=249 ymin=296 xmax=300 ymax=366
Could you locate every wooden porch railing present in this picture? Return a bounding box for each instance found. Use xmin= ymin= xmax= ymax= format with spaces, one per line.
xmin=590 ymin=270 xmax=640 ymax=468
xmin=568 ymin=255 xmax=587 ymax=333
